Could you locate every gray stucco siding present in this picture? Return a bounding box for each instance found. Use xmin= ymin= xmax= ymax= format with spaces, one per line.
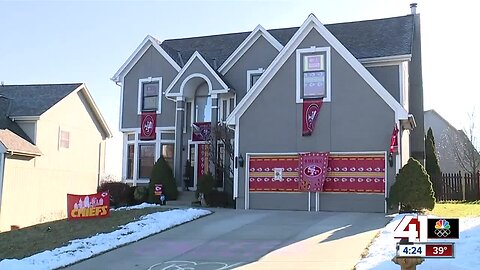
xmin=122 ymin=46 xmax=178 ymax=129
xmin=367 ymin=65 xmax=400 ymax=103
xmin=223 ymin=36 xmax=279 ymax=103
xmin=237 ymin=28 xmax=397 ymax=212
xmin=167 ymin=58 xmax=226 ymax=96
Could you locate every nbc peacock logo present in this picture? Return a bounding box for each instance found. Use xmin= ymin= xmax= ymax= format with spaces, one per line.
xmin=434 ymin=219 xmax=451 ymax=237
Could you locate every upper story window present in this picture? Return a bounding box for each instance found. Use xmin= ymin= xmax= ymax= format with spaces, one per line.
xmin=296 ymin=47 xmax=331 ymax=103
xmin=138 ymin=77 xmax=162 ymax=114
xmin=59 ymin=129 xmax=70 ymax=149
xmin=247 ymin=68 xmax=264 ymax=91
xmin=218 ymin=96 xmax=235 ymax=122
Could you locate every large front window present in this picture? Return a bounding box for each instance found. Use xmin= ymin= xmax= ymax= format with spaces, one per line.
xmin=162 ymin=144 xmax=174 ymax=169
xmin=127 ymin=144 xmax=134 ymax=179
xmin=138 ymin=144 xmax=155 ymax=179
xmin=195 ymin=95 xmax=212 ymax=122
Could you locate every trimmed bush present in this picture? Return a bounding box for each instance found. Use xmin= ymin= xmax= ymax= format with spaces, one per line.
xmin=389 ymin=158 xmax=435 ymax=212
xmin=196 ymin=173 xmax=215 ymax=198
xmin=97 ymin=181 xmax=134 ymax=208
xmin=205 ymin=190 xmax=229 ymax=207
xmin=133 ymin=186 xmax=149 ymax=203
xmin=149 ymin=156 xmax=178 ymax=203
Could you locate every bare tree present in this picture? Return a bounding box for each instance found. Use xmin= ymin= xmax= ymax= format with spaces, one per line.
xmin=449 ymin=110 xmax=480 ymax=175
xmin=207 ymin=123 xmax=234 ymax=181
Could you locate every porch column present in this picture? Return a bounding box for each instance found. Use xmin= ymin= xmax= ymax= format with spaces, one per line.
xmin=211 ymin=94 xmax=218 ymax=175
xmin=175 ymin=97 xmax=185 ymax=189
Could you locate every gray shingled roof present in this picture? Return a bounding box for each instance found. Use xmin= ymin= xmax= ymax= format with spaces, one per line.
xmin=161 ymin=15 xmax=414 ymax=68
xmin=0 ymin=83 xmax=82 ymax=117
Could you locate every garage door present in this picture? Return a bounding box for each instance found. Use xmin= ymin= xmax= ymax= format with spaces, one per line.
xmin=247 ymin=152 xmax=386 ymax=212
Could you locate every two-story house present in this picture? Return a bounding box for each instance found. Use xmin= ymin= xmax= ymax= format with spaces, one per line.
xmin=112 ymin=7 xmax=423 ymax=213
xmin=0 ymin=83 xmax=112 ymax=231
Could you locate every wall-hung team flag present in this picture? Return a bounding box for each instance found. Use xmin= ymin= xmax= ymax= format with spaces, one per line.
xmin=140 ymin=112 xmax=156 ymax=140
xmin=390 ymin=124 xmax=399 ymax=153
xmin=302 ymin=99 xmax=323 ymax=136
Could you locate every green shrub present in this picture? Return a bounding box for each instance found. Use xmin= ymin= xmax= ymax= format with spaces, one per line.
xmin=196 ymin=173 xmax=215 ymax=198
xmin=134 ymin=186 xmax=149 ymax=203
xmin=149 ymin=156 xmax=178 ymax=203
xmin=97 ymin=181 xmax=134 ymax=208
xmin=388 ymin=158 xmax=435 ymax=212
xmin=205 ymin=190 xmax=229 ymax=207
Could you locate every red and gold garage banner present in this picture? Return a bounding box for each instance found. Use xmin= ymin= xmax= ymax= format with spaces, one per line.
xmin=67 ymin=192 xmax=110 ymax=219
xmin=299 ymin=152 xmax=329 ymax=192
xmin=248 ymin=153 xmax=385 ymax=193
xmin=249 ymin=155 xmax=300 ymax=192
xmin=324 ymin=154 xmax=385 ymax=193
xmin=140 ymin=112 xmax=156 ymax=140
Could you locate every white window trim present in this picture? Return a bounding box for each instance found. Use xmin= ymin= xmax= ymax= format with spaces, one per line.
xmin=246 ymin=68 xmax=264 ymax=91
xmin=138 ymin=77 xmax=162 ymax=115
xmin=295 ymin=47 xmax=331 ymax=103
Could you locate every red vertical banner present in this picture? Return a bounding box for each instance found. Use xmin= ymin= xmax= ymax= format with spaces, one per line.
xmin=299 ymin=152 xmax=329 ymax=192
xmin=197 ymin=144 xmax=210 ymax=179
xmin=302 ymin=99 xmax=323 ymax=136
xmin=390 ymin=124 xmax=399 ymax=153
xmin=140 ymin=112 xmax=156 ymax=140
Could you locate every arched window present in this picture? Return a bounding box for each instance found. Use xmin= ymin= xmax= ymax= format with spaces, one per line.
xmin=194 ymin=82 xmax=212 ymax=122
xmin=195 ymin=95 xmax=212 ymax=122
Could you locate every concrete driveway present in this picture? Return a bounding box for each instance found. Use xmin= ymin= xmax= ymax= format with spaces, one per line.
xmin=63 ymin=209 xmax=388 ymax=270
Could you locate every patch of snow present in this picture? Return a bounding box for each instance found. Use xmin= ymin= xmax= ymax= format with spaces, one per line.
xmin=112 ymin=202 xmax=160 ymax=211
xmin=0 ymin=208 xmax=210 ymax=270
xmin=355 ymin=214 xmax=480 ymax=270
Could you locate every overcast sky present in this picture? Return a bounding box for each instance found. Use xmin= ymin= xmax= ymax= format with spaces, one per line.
xmin=1 ymin=0 xmax=478 ymax=176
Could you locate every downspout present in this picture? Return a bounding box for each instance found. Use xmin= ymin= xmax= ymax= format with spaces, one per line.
xmin=0 ymin=153 xmax=5 ymax=224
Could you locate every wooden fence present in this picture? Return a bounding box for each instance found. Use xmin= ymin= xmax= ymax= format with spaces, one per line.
xmin=431 ymin=171 xmax=480 ymax=201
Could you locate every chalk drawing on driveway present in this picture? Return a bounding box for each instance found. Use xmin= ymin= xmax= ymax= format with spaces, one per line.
xmin=147 ymin=260 xmax=243 ymax=270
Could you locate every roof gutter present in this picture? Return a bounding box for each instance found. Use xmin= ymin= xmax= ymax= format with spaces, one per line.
xmin=359 ymin=54 xmax=412 ymax=65
xmin=6 ymin=150 xmax=42 ymax=158
xmin=10 ymin=116 xmax=40 ymax=121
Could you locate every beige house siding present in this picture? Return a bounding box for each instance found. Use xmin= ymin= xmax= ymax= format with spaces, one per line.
xmin=0 ymin=90 xmax=107 ymax=231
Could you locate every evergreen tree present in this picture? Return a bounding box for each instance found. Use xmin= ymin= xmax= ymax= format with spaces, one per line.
xmin=425 ymin=128 xmax=442 ymax=190
xmin=148 ymin=156 xmax=178 ymax=203
xmin=389 ymin=158 xmax=435 ymax=212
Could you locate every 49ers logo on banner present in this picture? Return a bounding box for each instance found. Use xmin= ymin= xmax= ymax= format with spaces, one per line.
xmin=302 ymin=99 xmax=323 ymax=136
xmin=140 ymin=112 xmax=156 ymax=140
xmin=299 ymin=152 xmax=329 ymax=192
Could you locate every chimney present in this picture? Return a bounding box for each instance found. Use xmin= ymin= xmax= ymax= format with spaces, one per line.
xmin=410 ymin=3 xmax=417 ymax=14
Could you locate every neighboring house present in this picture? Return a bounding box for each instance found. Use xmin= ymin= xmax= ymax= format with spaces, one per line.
xmin=424 ymin=109 xmax=480 ymax=174
xmin=112 ymin=6 xmax=423 ymax=213
xmin=0 ymin=83 xmax=112 ymax=231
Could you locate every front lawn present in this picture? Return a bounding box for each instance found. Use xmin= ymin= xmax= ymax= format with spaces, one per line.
xmin=429 ymin=201 xmax=480 ymax=217
xmin=0 ymin=206 xmax=167 ymax=260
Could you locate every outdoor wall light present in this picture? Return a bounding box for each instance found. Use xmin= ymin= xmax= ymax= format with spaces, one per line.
xmin=388 ymin=152 xmax=394 ymax=167
xmin=238 ymin=154 xmax=244 ymax=168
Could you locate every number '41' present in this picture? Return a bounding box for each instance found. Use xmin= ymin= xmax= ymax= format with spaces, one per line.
xmin=393 ymin=216 xmax=428 ymax=242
